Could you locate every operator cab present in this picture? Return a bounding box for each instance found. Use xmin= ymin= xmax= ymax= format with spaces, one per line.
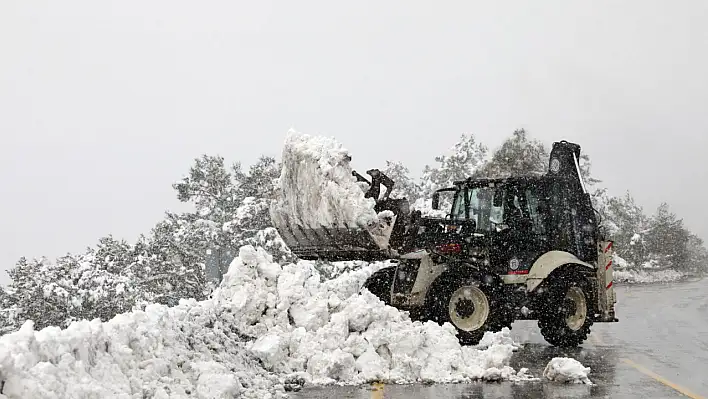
xmin=430 ymin=174 xmax=598 ymax=274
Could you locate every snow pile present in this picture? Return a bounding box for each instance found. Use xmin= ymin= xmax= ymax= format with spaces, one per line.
xmin=613 ymin=268 xmax=684 ymax=284
xmin=211 ymin=245 xmax=528 ymax=385
xmin=543 ymin=357 xmax=593 ymax=385
xmin=0 ymin=243 xmax=529 ymax=398
xmin=269 ymin=130 xmax=395 ymax=246
xmin=0 ymin=302 xmax=282 ymax=398
xmin=611 ymin=253 xmax=684 ymax=284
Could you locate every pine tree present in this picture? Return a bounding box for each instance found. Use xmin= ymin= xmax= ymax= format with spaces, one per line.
xmin=173 ymin=155 xmax=241 ymax=221
xmin=381 ymin=160 xmax=422 ymax=203
xmin=0 ymin=286 xmax=17 ymax=335
xmin=6 ymin=256 xmax=77 ymax=330
xmin=686 ymin=234 xmax=708 ymax=273
xmin=420 ymin=133 xmax=488 ymax=198
xmin=600 ymin=192 xmax=650 ymax=267
xmin=645 ymin=203 xmax=691 ymax=270
xmin=475 ymin=129 xmax=549 ymax=178
xmin=237 ymin=156 xmax=280 ymax=201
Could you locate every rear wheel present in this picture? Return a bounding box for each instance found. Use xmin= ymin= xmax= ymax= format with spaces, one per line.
xmin=427 ymin=275 xmax=512 ymax=345
xmin=538 ymin=272 xmax=593 ymax=347
xmin=362 ymin=267 xmax=395 ymax=305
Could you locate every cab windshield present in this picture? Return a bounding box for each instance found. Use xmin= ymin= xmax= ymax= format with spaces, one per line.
xmin=451 ymin=185 xmax=503 ymax=232
xmin=450 ymin=182 xmax=550 ymax=235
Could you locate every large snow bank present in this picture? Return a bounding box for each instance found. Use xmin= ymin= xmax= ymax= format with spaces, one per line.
xmin=0 ymin=299 xmax=281 ymax=398
xmin=211 ymin=245 xmax=529 ymax=385
xmin=269 ymin=130 xmax=394 ymax=241
xmin=543 ymin=357 xmax=592 ymax=384
xmin=0 ymin=244 xmax=529 ymax=398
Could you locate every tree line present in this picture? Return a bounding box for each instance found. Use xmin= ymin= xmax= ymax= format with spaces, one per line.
xmin=1 ymin=130 xmax=705 ymax=334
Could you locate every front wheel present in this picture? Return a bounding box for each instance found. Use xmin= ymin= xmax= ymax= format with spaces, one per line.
xmin=537 ymin=272 xmax=594 ymax=347
xmin=427 ymin=275 xmax=512 ymax=345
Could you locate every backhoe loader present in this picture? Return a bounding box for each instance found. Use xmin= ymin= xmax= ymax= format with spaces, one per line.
xmin=271 ymin=140 xmax=618 ymax=346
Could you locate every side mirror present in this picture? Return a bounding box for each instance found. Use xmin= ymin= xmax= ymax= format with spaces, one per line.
xmin=432 ymin=192 xmax=440 ymax=210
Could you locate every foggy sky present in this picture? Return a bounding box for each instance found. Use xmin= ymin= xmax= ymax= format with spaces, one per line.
xmin=2 ymin=1 xmax=707 ymax=284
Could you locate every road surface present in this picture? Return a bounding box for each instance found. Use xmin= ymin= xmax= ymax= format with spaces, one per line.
xmin=293 ymin=277 xmax=708 ymax=398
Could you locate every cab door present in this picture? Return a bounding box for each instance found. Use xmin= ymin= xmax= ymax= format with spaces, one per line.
xmin=492 ymin=181 xmax=551 ymax=275
xmin=546 ymin=179 xmax=597 ymax=263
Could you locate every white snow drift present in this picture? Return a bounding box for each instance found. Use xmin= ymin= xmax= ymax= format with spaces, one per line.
xmin=0 ymin=244 xmax=530 ymax=398
xmin=215 ymin=246 xmax=532 ymax=386
xmin=543 ymin=357 xmax=593 ymax=385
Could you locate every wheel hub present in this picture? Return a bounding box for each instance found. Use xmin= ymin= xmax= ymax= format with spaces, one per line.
xmin=564 ymin=286 xmax=587 ymax=331
xmin=562 ymin=297 xmax=577 ymax=316
xmin=455 ymin=298 xmax=476 ymax=318
xmin=448 ymin=285 xmax=490 ymax=332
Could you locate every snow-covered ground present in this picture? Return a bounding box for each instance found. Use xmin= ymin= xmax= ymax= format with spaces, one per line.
xmin=612 ymin=254 xmax=686 ymax=284
xmin=0 ymin=244 xmax=534 ymax=398
xmin=543 ymin=357 xmax=592 ymax=385
xmin=613 ymin=268 xmax=685 ymax=284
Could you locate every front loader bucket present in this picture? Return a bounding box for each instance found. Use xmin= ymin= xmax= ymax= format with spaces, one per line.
xmin=272 ymin=213 xmax=398 ymax=261
xmin=269 ymin=130 xmax=404 ymax=262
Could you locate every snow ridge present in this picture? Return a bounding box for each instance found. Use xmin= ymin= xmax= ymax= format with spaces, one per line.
xmin=0 ymin=244 xmax=528 ymax=398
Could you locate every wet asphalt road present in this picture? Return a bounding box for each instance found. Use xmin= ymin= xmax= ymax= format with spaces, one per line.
xmin=293 ymin=278 xmax=708 ymax=398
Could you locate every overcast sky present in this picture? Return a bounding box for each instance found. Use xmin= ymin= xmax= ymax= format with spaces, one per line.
xmin=2 ymin=1 xmax=707 ymax=284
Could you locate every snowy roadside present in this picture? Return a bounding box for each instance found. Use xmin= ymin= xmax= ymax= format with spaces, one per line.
xmin=613 ymin=268 xmax=686 ymax=284
xmin=611 ymin=254 xmax=692 ymax=284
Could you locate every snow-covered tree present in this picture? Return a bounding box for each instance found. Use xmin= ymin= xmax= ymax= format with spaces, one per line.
xmin=686 ymin=234 xmax=708 ymax=273
xmin=475 ymin=129 xmax=549 ymax=178
xmin=2 ymin=238 xmax=143 ymax=331
xmin=644 ymin=203 xmax=691 ymax=270
xmin=381 ymin=160 xmax=422 ymax=203
xmin=420 ymin=133 xmax=488 ymax=198
xmin=143 ymin=212 xmax=218 ymax=304
xmin=0 ymin=286 xmax=17 ymax=335
xmin=599 ymin=192 xmax=650 ymax=267
xmin=152 ymin=154 xmax=282 ymax=302
xmin=5 ymin=256 xmax=77 ymax=330
xmin=173 ymin=155 xmax=242 ymax=221
xmin=238 ymin=155 xmax=280 ymax=201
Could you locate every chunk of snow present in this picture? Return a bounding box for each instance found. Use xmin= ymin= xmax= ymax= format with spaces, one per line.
xmin=269 ymin=131 xmax=395 ymax=246
xmin=543 ymin=357 xmax=593 ymax=384
xmin=251 ymin=332 xmax=288 ymax=371
xmin=612 ymin=253 xmax=630 ymax=269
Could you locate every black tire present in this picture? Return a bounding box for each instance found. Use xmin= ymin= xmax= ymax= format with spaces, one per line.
xmin=426 ymin=274 xmax=512 ymax=345
xmin=362 ymin=267 xmax=396 ymax=306
xmin=537 ymin=272 xmax=594 ymax=347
